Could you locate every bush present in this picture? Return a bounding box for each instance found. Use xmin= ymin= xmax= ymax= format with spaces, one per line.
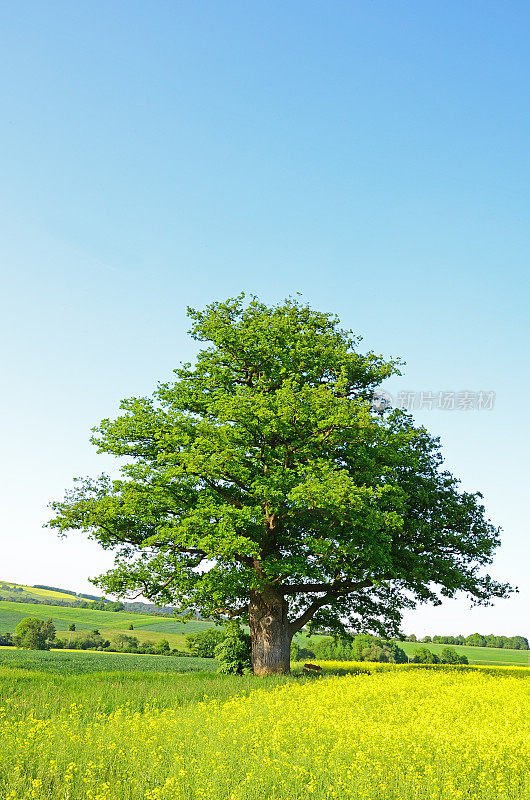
xmin=13 ymin=618 xmax=56 ymax=650
xmin=154 ymin=639 xmax=171 ymax=655
xmin=413 ymin=646 xmax=440 ymax=664
xmin=113 ymin=634 xmax=140 ymax=652
xmin=185 ymin=628 xmax=225 ymax=658
xmin=214 ymin=624 xmax=251 ymax=674
xmin=290 ymin=641 xmax=315 ymax=661
xmin=440 ymin=647 xmax=468 ymax=665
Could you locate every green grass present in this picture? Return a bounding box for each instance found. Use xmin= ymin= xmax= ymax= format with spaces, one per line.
xmin=0 ymin=647 xmax=218 ymax=674
xmin=399 ymin=640 xmax=530 ymax=666
xmin=0 ymin=599 xmax=209 ymax=636
xmin=0 ymin=663 xmax=296 ymax=720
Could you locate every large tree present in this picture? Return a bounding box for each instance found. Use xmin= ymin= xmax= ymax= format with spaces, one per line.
xmin=48 ymin=296 xmax=511 ymax=674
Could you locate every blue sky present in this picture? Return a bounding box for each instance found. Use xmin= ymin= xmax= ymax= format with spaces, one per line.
xmin=1 ymin=1 xmax=528 ymax=637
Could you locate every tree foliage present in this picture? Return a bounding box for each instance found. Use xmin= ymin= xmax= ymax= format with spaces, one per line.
xmin=214 ymin=624 xmax=252 ymax=674
xmin=13 ymin=617 xmax=56 ymax=650
xmin=413 ymin=646 xmax=468 ymax=665
xmin=433 ymin=633 xmax=528 ymax=650
xmin=308 ymin=634 xmax=406 ymax=663
xmin=48 ymin=295 xmax=511 ymax=673
xmin=185 ymin=627 xmax=225 ymax=658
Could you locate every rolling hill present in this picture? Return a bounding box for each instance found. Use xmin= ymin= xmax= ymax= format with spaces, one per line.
xmin=0 ymin=588 xmax=212 ymax=651
xmin=398 ymin=640 xmax=530 ymax=667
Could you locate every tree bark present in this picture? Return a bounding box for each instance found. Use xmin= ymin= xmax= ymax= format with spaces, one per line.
xmin=249 ymin=587 xmax=292 ymax=675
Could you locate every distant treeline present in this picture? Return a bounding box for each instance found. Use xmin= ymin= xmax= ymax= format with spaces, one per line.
xmin=34 ymin=586 xmax=108 ymax=601
xmin=404 ymin=634 xmax=529 ymax=650
xmin=299 ymin=635 xmax=408 ymax=664
xmin=0 ymin=629 xmax=191 ymax=657
xmin=33 ymin=585 xmax=80 ymax=597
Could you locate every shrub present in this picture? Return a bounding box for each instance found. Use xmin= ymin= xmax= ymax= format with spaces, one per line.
xmin=441 ymin=647 xmax=468 ymax=665
xmin=113 ymin=634 xmax=140 ymax=652
xmin=154 ymin=639 xmax=171 ymax=655
xmin=185 ymin=628 xmax=225 ymax=658
xmin=413 ymin=646 xmax=440 ymax=664
xmin=214 ymin=624 xmax=251 ymax=674
xmin=290 ymin=642 xmax=315 ymax=661
xmin=13 ymin=618 xmax=56 ymax=650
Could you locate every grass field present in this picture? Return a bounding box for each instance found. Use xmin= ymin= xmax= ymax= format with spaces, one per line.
xmin=3 ymin=598 xmax=530 ymax=666
xmin=0 ymin=647 xmax=217 ymax=674
xmin=0 ymin=599 xmax=211 ymax=643
xmin=1 ymin=662 xmax=529 ymax=799
xmin=399 ymin=639 xmax=530 ymax=667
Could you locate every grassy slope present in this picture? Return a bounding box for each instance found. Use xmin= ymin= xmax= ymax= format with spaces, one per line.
xmin=399 ymin=640 xmax=530 ymax=666
xmin=0 ymin=600 xmax=212 ymax=650
xmin=0 ymin=581 xmax=82 ymax=602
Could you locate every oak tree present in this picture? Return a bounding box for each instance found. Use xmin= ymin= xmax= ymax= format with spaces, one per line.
xmin=48 ymin=296 xmax=511 ymax=674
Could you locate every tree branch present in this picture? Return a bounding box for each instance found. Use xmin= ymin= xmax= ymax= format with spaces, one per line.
xmin=287 ymin=579 xmax=373 ymax=635
xmin=214 ymin=603 xmax=249 ymax=617
xmin=281 ymin=579 xmax=370 ymax=595
xmin=204 ymin=478 xmax=244 ymax=508
xmin=288 ymin=596 xmax=332 ymax=635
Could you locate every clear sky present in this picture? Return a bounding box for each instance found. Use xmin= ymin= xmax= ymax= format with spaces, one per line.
xmin=1 ymin=1 xmax=528 ymax=638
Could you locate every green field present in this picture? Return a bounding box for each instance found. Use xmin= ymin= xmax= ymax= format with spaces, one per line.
xmin=3 ymin=597 xmax=530 ymax=667
xmin=399 ymin=639 xmax=530 ymax=666
xmin=0 ymin=600 xmax=210 ymax=641
xmin=0 ymin=647 xmax=218 ymax=674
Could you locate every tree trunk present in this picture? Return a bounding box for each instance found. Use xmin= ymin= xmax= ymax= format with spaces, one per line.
xmin=249 ymin=587 xmax=292 ymax=675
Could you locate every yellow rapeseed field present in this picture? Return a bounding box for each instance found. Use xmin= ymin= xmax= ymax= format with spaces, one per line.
xmin=1 ymin=667 xmax=529 ymax=799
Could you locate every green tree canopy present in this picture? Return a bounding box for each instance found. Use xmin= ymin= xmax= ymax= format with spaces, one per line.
xmin=48 ymin=295 xmax=511 ymax=674
xmin=13 ymin=617 xmax=56 ymax=650
xmin=185 ymin=627 xmax=225 ymax=658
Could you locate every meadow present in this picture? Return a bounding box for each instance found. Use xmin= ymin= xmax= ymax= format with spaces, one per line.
xmin=0 ymin=648 xmax=216 ymax=675
xmin=1 ymin=660 xmax=529 ymax=799
xmin=398 ymin=639 xmax=530 ymax=667
xmin=0 ymin=599 xmax=211 ymax=650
